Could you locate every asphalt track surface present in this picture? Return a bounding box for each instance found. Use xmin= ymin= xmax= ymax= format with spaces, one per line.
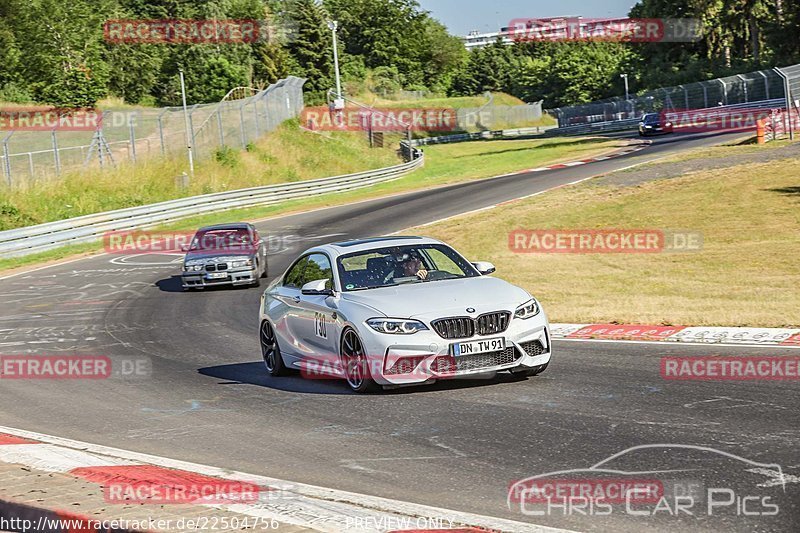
xmin=0 ymin=131 xmax=797 ymax=532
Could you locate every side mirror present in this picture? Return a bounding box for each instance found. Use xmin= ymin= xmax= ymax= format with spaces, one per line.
xmin=472 ymin=261 xmax=496 ymax=275
xmin=301 ymin=279 xmax=334 ymax=296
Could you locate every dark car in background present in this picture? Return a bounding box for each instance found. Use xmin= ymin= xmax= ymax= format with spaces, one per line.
xmin=181 ymin=223 xmax=267 ymax=290
xmin=638 ymin=112 xmax=674 ymax=136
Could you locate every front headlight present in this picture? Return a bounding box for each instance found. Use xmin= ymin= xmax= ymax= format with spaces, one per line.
xmin=232 ymin=259 xmax=254 ymax=268
xmin=185 ymin=264 xmax=203 ymax=272
xmin=515 ymin=299 xmax=540 ymax=320
xmin=367 ymin=318 xmax=429 ymax=335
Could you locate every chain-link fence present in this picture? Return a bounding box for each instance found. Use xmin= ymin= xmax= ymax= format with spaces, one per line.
xmin=0 ymin=77 xmax=306 ymax=187
xmin=550 ymin=66 xmax=798 ymax=127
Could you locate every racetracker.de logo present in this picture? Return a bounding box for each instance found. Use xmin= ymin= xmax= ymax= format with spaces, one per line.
xmin=661 ymin=356 xmax=800 ymax=381
xmin=0 ymin=355 xmax=151 ymax=380
xmin=663 ymin=108 xmax=773 ymax=133
xmin=104 ymin=19 xmax=263 ymax=44
xmin=509 ymin=478 xmax=664 ymax=506
xmin=0 ymin=107 xmax=101 ymax=131
xmin=301 ymin=107 xmax=457 ymax=132
xmin=507 ymin=17 xmax=701 ymax=43
xmin=509 ymin=229 xmax=703 ymax=254
xmin=104 ymin=479 xmax=261 ymax=504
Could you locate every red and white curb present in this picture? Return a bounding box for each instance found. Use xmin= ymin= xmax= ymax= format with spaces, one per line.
xmin=0 ymin=427 xmax=571 ymax=533
xmin=551 ymin=323 xmax=800 ymax=348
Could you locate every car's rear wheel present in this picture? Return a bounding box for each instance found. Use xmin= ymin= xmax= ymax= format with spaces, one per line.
xmin=260 ymin=320 xmax=289 ymax=376
xmin=341 ymin=329 xmax=378 ymax=393
xmin=511 ymin=363 xmax=548 ymax=378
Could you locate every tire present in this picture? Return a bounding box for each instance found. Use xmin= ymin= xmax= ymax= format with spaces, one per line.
xmin=511 ymin=363 xmax=548 ymax=378
xmin=340 ymin=328 xmax=379 ymax=393
xmin=260 ymin=320 xmax=289 ymax=376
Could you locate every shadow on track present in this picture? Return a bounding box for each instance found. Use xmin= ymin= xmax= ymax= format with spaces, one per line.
xmin=198 ymin=361 xmax=543 ymax=396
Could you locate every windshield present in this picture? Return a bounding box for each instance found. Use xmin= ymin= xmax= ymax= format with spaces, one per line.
xmin=337 ymin=244 xmax=479 ymax=291
xmin=190 ymin=229 xmax=253 ymax=252
xmin=642 ymin=113 xmax=660 ymax=123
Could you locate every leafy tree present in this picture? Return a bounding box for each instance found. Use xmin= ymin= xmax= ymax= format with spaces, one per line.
xmin=286 ymin=0 xmax=333 ymax=103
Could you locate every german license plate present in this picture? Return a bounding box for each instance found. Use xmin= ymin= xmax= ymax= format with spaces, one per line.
xmin=206 ymin=272 xmax=228 ymax=280
xmin=452 ymin=337 xmax=505 ymax=356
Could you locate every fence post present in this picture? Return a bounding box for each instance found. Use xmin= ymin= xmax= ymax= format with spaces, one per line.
xmin=157 ymin=109 xmax=167 ymax=156
xmin=216 ymin=109 xmax=225 ymax=147
xmin=188 ymin=104 xmax=198 ymax=159
xmin=2 ymin=131 xmax=12 ymax=186
xmin=757 ymin=70 xmax=770 ymax=100
xmin=252 ymin=99 xmax=261 ymax=139
xmin=718 ymin=79 xmax=728 ymax=105
xmin=129 ymin=114 xmax=137 ymax=163
xmin=239 ymin=101 xmax=247 ymax=148
xmin=737 ymin=74 xmax=749 ymax=103
xmin=52 ymin=130 xmax=61 ymax=176
xmin=775 ymin=67 xmax=794 ymax=140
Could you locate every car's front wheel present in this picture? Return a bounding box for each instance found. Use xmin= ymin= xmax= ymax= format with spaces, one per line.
xmin=260 ymin=320 xmax=289 ymax=376
xmin=340 ymin=329 xmax=378 ymax=393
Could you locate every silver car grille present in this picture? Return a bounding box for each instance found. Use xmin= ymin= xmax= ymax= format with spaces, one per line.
xmin=432 ymin=312 xmax=511 ymax=340
xmin=205 ymin=263 xmax=229 ymax=272
xmin=433 ymin=346 xmax=520 ymax=374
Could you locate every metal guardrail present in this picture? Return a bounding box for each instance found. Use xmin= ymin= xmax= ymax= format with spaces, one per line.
xmin=0 ymin=150 xmax=424 ymax=258
xmin=410 ymin=126 xmax=555 ymax=147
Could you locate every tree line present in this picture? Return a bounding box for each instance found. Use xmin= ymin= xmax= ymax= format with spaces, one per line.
xmin=0 ymin=0 xmax=797 ymax=110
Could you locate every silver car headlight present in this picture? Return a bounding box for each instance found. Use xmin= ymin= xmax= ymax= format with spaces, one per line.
xmin=367 ymin=318 xmax=429 ymax=335
xmin=232 ymin=259 xmax=253 ymax=268
xmin=515 ymin=299 xmax=540 ymax=320
xmin=185 ymin=264 xmax=203 ymax=272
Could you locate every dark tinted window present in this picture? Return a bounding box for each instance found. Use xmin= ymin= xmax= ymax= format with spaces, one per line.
xmin=284 ymin=257 xmax=309 ymax=289
xmin=643 ymin=113 xmax=660 ymax=123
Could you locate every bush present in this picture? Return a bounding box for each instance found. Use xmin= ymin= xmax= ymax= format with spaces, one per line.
xmin=214 ymin=146 xmax=240 ymax=168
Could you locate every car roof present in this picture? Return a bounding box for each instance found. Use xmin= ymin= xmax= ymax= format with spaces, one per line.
xmin=197 ymin=223 xmax=251 ymax=232
xmin=307 ymin=236 xmax=444 ymax=257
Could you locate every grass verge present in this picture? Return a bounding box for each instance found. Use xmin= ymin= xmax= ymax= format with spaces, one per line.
xmin=0 ymin=136 xmax=625 ymax=274
xmin=0 ymin=120 xmax=399 ymax=230
xmin=404 ymin=143 xmax=800 ymax=328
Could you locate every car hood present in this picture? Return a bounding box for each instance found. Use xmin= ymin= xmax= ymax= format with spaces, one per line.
xmin=339 ymin=277 xmax=532 ymax=320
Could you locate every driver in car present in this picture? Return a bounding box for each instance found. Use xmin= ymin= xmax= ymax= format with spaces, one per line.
xmin=401 ymin=253 xmax=428 ymax=280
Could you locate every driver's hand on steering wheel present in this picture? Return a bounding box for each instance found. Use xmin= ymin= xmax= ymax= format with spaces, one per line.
xmin=416 ymin=268 xmax=428 ymax=280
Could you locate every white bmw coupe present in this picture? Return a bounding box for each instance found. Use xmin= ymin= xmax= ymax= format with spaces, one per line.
xmin=258 ymin=236 xmax=551 ymax=392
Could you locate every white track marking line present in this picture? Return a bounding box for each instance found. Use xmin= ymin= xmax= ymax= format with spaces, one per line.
xmin=554 ymin=337 xmax=800 ymax=350
xmin=0 ymin=426 xmax=574 ymax=533
xmin=563 ymin=161 xmax=585 ymax=167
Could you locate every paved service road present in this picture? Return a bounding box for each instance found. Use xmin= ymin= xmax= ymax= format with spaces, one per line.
xmin=0 ymin=131 xmax=797 ymax=532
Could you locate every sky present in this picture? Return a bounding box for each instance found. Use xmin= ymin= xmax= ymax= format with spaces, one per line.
xmin=416 ymin=0 xmax=639 ymax=36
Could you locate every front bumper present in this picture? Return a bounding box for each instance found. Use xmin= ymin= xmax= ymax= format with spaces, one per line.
xmin=182 ymin=267 xmax=258 ymax=288
xmin=359 ymin=314 xmax=551 ymax=386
